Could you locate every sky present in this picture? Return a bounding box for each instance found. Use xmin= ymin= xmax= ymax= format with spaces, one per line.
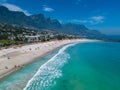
xmin=0 ymin=0 xmax=120 ymax=35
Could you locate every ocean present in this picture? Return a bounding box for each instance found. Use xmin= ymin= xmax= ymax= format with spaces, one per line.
xmin=0 ymin=41 xmax=120 ymax=90
xmin=105 ymin=35 xmax=120 ymax=40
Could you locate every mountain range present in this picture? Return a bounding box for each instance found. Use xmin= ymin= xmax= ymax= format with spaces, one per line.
xmin=0 ymin=6 xmax=105 ymax=38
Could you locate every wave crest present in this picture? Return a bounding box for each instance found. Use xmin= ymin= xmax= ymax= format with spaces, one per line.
xmin=24 ymin=43 xmax=76 ymax=90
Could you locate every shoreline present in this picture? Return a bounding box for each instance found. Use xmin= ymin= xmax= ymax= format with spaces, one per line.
xmin=0 ymin=39 xmax=97 ymax=79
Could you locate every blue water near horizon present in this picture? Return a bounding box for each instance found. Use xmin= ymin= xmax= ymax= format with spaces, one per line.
xmin=105 ymin=35 xmax=120 ymax=40
xmin=0 ymin=41 xmax=120 ymax=90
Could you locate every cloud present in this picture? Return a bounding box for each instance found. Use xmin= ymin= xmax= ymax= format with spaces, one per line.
xmin=70 ymin=16 xmax=105 ymax=25
xmin=2 ymin=3 xmax=30 ymax=16
xmin=90 ymin=16 xmax=104 ymax=24
xmin=43 ymin=5 xmax=54 ymax=12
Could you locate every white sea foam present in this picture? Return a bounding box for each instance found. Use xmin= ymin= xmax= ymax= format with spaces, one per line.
xmin=23 ymin=43 xmax=77 ymax=90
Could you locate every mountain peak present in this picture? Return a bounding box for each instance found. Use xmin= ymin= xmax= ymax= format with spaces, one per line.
xmin=0 ymin=5 xmax=104 ymax=38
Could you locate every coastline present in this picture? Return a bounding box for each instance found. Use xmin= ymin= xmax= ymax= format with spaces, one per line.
xmin=0 ymin=39 xmax=96 ymax=79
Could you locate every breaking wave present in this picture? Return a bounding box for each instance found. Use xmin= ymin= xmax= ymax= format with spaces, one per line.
xmin=23 ymin=43 xmax=77 ymax=90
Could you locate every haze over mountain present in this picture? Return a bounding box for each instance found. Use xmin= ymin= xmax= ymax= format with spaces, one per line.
xmin=0 ymin=6 xmax=104 ymax=38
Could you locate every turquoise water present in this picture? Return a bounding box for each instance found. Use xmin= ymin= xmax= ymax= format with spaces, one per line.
xmin=0 ymin=42 xmax=120 ymax=90
xmin=0 ymin=48 xmax=60 ymax=90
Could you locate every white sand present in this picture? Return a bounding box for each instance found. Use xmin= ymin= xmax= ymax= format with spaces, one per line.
xmin=0 ymin=39 xmax=95 ymax=78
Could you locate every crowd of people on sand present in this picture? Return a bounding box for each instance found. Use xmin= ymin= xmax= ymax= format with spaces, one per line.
xmin=4 ymin=64 xmax=25 ymax=70
xmin=0 ymin=39 xmax=88 ymax=78
xmin=0 ymin=41 xmax=60 ymax=70
xmin=1 ymin=39 xmax=85 ymax=71
xmin=0 ymin=39 xmax=94 ymax=79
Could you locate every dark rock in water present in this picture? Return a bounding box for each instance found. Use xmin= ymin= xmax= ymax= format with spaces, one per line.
xmin=62 ymin=79 xmax=67 ymax=83
xmin=62 ymin=79 xmax=68 ymax=89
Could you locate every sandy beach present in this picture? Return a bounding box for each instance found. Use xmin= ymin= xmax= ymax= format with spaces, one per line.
xmin=0 ymin=39 xmax=95 ymax=79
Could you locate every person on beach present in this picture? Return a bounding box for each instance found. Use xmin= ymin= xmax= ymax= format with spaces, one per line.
xmin=5 ymin=66 xmax=8 ymax=69
xmin=7 ymin=56 xmax=10 ymax=59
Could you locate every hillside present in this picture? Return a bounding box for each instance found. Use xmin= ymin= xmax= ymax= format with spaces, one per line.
xmin=0 ymin=6 xmax=105 ymax=38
